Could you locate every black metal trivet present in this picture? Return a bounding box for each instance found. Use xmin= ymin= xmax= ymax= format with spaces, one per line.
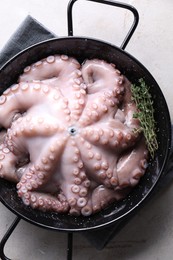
xmin=1 ymin=1 xmax=171 ymax=260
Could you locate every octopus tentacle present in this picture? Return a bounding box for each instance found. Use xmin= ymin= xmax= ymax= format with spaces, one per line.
xmin=118 ymin=77 xmax=140 ymax=131
xmin=0 ymin=81 xmax=77 ymax=128
xmin=82 ymin=122 xmax=139 ymax=152
xmin=79 ymin=60 xmax=126 ymax=126
xmin=78 ymin=89 xmax=121 ymax=126
xmin=66 ymin=77 xmax=87 ymax=122
xmin=115 ymin=137 xmax=148 ymax=188
xmin=77 ymin=136 xmax=117 ymax=188
xmin=20 ymin=190 xmax=69 ymax=213
xmin=18 ymin=55 xmax=89 ymax=123
xmin=0 ymin=82 xmax=60 ymax=128
xmin=19 ymin=55 xmax=80 ymax=83
xmin=0 ymin=143 xmax=19 ymax=182
xmin=91 ymin=185 xmax=129 ymax=213
xmin=6 ymin=113 xmax=65 ymax=146
xmin=17 ymin=136 xmax=69 ymax=212
xmin=7 ymin=115 xmax=60 ymax=139
xmin=59 ymin=139 xmax=92 ymax=216
xmin=81 ymin=59 xmax=124 ymax=94
xmin=17 ymin=171 xmax=69 ymax=213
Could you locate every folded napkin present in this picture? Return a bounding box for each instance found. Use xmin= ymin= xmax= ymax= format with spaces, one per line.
xmin=0 ymin=15 xmax=56 ymax=68
xmin=0 ymin=15 xmax=173 ymax=250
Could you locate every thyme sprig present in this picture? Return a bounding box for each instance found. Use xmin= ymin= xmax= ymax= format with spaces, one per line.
xmin=131 ymin=78 xmax=158 ymax=158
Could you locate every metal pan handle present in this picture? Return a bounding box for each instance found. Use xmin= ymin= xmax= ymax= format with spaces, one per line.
xmin=67 ymin=0 xmax=139 ymax=50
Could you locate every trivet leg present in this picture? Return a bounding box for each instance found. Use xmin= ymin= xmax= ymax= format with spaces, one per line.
xmin=67 ymin=233 xmax=73 ymax=260
xmin=0 ymin=216 xmax=21 ymax=260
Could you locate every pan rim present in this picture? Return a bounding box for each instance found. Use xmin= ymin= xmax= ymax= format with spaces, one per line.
xmin=0 ymin=36 xmax=171 ymax=232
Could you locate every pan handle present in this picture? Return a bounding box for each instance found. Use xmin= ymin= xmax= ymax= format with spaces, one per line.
xmin=67 ymin=0 xmax=139 ymax=50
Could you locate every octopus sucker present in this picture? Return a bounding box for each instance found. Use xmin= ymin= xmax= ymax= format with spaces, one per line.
xmin=0 ymin=95 xmax=6 ymax=105
xmin=79 ymin=187 xmax=88 ymax=197
xmin=0 ymin=55 xmax=150 ymax=216
xmin=46 ymin=56 xmax=55 ymax=63
xmin=81 ymin=205 xmax=93 ymax=216
xmin=77 ymin=197 xmax=87 ymax=208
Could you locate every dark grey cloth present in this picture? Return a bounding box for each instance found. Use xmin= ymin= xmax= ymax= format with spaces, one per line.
xmin=0 ymin=15 xmax=56 ymax=68
xmin=0 ymin=15 xmax=173 ymax=251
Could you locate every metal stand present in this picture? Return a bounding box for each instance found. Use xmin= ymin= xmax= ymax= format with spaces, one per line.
xmin=0 ymin=217 xmax=21 ymax=260
xmin=67 ymin=0 xmax=139 ymax=50
xmin=67 ymin=233 xmax=73 ymax=260
xmin=0 ymin=216 xmax=73 ymax=260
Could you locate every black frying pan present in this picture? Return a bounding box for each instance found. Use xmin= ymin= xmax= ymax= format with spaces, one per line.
xmin=0 ymin=0 xmax=171 ymax=232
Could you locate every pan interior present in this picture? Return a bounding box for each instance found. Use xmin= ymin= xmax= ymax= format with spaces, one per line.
xmin=0 ymin=37 xmax=171 ymax=231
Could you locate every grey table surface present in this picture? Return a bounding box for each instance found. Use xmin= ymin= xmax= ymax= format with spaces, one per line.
xmin=0 ymin=1 xmax=173 ymax=259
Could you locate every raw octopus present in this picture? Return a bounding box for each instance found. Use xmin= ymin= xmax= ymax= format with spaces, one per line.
xmin=0 ymin=55 xmax=148 ymax=216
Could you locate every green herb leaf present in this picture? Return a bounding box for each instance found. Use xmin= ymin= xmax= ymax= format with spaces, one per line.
xmin=131 ymin=78 xmax=158 ymax=158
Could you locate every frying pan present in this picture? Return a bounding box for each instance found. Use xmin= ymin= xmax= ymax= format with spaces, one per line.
xmin=0 ymin=0 xmax=171 ymax=232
